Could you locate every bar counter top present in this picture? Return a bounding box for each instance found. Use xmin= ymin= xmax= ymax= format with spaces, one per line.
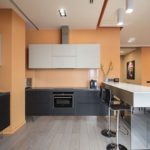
xmin=103 ymin=82 xmax=150 ymax=107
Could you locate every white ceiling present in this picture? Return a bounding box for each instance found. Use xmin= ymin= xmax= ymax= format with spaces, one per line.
xmin=100 ymin=0 xmax=150 ymax=47
xmin=0 ymin=0 xmax=104 ymax=29
xmin=120 ymin=47 xmax=136 ymax=55
xmin=0 ymin=0 xmax=150 ymax=47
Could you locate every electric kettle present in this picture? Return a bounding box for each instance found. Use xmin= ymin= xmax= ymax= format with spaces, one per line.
xmin=89 ymin=80 xmax=97 ymax=89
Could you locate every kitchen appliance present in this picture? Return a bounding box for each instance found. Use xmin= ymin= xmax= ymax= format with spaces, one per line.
xmin=53 ymin=92 xmax=74 ymax=108
xmin=90 ymin=80 xmax=97 ymax=89
xmin=113 ymin=78 xmax=119 ymax=82
xmin=52 ymin=91 xmax=75 ymax=114
xmin=25 ymin=78 xmax=32 ymax=88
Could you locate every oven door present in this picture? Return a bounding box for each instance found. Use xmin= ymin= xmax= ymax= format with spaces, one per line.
xmin=52 ymin=92 xmax=75 ymax=115
xmin=54 ymin=95 xmax=73 ymax=108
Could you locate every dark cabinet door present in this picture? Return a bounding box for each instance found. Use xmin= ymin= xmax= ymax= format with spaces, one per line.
xmin=26 ymin=90 xmax=52 ymax=116
xmin=76 ymin=90 xmax=100 ymax=103
xmin=75 ymin=90 xmax=107 ymax=116
xmin=0 ymin=93 xmax=10 ymax=131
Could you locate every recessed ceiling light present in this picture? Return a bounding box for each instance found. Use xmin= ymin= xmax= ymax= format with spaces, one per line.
xmin=128 ymin=37 xmax=136 ymax=43
xmin=59 ymin=8 xmax=67 ymax=17
xmin=126 ymin=0 xmax=134 ymax=14
xmin=120 ymin=50 xmax=124 ymax=54
xmin=126 ymin=8 xmax=133 ymax=14
xmin=117 ymin=8 xmax=124 ymax=26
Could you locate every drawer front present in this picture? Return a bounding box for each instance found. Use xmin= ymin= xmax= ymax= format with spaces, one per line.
xmin=76 ymin=91 xmax=100 ymax=103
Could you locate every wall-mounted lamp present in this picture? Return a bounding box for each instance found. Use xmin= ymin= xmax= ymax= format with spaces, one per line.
xmin=126 ymin=0 xmax=134 ymax=14
xmin=117 ymin=8 xmax=124 ymax=26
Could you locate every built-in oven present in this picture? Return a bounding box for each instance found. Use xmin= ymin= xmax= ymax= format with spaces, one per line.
xmin=52 ymin=92 xmax=75 ymax=114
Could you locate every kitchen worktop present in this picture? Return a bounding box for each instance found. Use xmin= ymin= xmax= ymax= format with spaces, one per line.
xmin=0 ymin=91 xmax=10 ymax=96
xmin=104 ymin=82 xmax=150 ymax=107
xmin=26 ymin=87 xmax=100 ymax=91
xmin=104 ymin=82 xmax=150 ymax=93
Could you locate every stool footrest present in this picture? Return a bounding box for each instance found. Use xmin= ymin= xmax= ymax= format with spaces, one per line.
xmin=101 ymin=129 xmax=116 ymax=138
xmin=107 ymin=143 xmax=128 ymax=150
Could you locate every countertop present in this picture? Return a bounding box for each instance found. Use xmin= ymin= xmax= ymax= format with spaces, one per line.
xmin=26 ymin=87 xmax=100 ymax=91
xmin=0 ymin=91 xmax=10 ymax=96
xmin=104 ymin=82 xmax=150 ymax=93
xmin=103 ymin=82 xmax=150 ymax=107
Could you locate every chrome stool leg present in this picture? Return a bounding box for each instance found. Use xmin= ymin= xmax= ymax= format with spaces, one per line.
xmin=106 ymin=110 xmax=128 ymax=150
xmin=101 ymin=107 xmax=116 ymax=138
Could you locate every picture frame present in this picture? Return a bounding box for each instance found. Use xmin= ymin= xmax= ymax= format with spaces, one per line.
xmin=127 ymin=60 xmax=135 ymax=80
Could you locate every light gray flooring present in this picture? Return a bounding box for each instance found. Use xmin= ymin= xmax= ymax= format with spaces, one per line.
xmin=0 ymin=116 xmax=130 ymax=150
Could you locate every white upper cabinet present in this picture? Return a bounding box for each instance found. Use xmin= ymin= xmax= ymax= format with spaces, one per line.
xmin=28 ymin=44 xmax=100 ymax=69
xmin=76 ymin=44 xmax=100 ymax=68
xmin=29 ymin=44 xmax=52 ymax=68
xmin=52 ymin=44 xmax=77 ymax=57
xmin=52 ymin=57 xmax=76 ymax=68
xmin=51 ymin=44 xmax=77 ymax=68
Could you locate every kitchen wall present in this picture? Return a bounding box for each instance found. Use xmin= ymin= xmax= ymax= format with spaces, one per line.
xmin=141 ymin=47 xmax=150 ymax=86
xmin=0 ymin=9 xmax=25 ymax=134
xmin=26 ymin=28 xmax=120 ymax=87
xmin=120 ymin=48 xmax=142 ymax=84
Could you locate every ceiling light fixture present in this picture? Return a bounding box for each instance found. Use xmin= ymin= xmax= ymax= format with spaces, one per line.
xmin=126 ymin=0 xmax=134 ymax=14
xmin=128 ymin=37 xmax=136 ymax=43
xmin=90 ymin=0 xmax=93 ymax=4
xmin=59 ymin=8 xmax=67 ymax=17
xmin=117 ymin=8 xmax=124 ymax=26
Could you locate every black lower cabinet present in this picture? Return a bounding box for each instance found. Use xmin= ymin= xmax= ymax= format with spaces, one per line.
xmin=75 ymin=90 xmax=107 ymax=116
xmin=0 ymin=93 xmax=10 ymax=131
xmin=25 ymin=89 xmax=107 ymax=116
xmin=26 ymin=90 xmax=52 ymax=116
xmin=76 ymin=103 xmax=102 ymax=115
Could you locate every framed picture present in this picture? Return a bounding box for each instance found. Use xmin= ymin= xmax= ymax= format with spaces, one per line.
xmin=127 ymin=60 xmax=135 ymax=80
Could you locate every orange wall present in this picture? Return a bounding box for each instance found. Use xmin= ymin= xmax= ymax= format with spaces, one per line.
xmin=141 ymin=47 xmax=150 ymax=86
xmin=120 ymin=49 xmax=142 ymax=84
xmin=26 ymin=28 xmax=120 ymax=87
xmin=120 ymin=47 xmax=150 ymax=86
xmin=0 ymin=9 xmax=25 ymax=134
xmin=11 ymin=11 xmax=26 ymax=133
xmin=0 ymin=9 xmax=12 ymax=91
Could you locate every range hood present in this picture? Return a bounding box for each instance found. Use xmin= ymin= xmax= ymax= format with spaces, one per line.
xmin=61 ymin=26 xmax=69 ymax=44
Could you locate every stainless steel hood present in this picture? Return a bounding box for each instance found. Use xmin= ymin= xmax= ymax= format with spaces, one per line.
xmin=61 ymin=26 xmax=69 ymax=44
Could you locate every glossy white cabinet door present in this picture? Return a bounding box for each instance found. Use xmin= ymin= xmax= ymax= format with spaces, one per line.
xmin=76 ymin=44 xmax=100 ymax=68
xmin=52 ymin=57 xmax=76 ymax=68
xmin=52 ymin=44 xmax=77 ymax=57
xmin=29 ymin=44 xmax=52 ymax=68
xmin=28 ymin=44 xmax=100 ymax=69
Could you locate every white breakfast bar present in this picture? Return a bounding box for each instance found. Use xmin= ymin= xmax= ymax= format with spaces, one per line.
xmin=104 ymin=82 xmax=150 ymax=107
xmin=103 ymin=82 xmax=150 ymax=150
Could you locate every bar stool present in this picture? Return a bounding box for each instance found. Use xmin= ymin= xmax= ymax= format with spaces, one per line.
xmin=100 ymin=87 xmax=117 ymax=138
xmin=104 ymin=88 xmax=130 ymax=150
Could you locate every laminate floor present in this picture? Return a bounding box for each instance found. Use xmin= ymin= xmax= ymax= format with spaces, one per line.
xmin=0 ymin=116 xmax=130 ymax=150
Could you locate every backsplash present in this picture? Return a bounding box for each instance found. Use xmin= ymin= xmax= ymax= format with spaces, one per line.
xmin=26 ymin=69 xmax=100 ymax=88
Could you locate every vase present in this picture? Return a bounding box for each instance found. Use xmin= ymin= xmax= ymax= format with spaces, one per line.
xmin=104 ymin=77 xmax=108 ymax=82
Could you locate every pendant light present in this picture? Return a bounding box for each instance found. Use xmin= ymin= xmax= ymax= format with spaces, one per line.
xmin=117 ymin=8 xmax=124 ymax=26
xmin=126 ymin=0 xmax=134 ymax=14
